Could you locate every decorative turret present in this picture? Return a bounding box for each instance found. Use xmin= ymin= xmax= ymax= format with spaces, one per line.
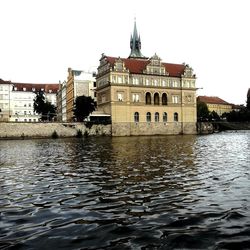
xmin=129 ymin=19 xmax=145 ymax=58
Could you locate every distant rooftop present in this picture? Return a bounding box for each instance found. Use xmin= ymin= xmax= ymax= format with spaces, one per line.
xmin=12 ymin=82 xmax=59 ymax=93
xmin=197 ymin=96 xmax=230 ymax=105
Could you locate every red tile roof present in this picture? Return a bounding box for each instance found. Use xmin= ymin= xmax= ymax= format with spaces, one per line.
xmin=105 ymin=56 xmax=185 ymax=77
xmin=1 ymin=79 xmax=59 ymax=93
xmin=12 ymin=83 xmax=59 ymax=93
xmin=0 ymin=78 xmax=11 ymax=84
xmin=197 ymin=96 xmax=230 ymax=105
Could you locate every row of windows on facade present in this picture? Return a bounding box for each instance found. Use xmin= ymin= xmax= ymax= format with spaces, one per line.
xmin=134 ymin=112 xmax=179 ymax=123
xmin=116 ymin=92 xmax=179 ymax=104
xmin=15 ymin=119 xmax=38 ymax=122
xmin=99 ymin=77 xmax=195 ymax=88
xmin=12 ymin=87 xmax=53 ymax=93
xmin=15 ymin=111 xmax=36 ymax=115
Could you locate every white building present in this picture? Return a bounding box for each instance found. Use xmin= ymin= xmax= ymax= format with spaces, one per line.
xmin=0 ymin=79 xmax=59 ymax=122
xmin=0 ymin=79 xmax=12 ymax=121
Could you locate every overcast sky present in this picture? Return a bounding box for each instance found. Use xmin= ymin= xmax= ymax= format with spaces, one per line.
xmin=1 ymin=0 xmax=249 ymax=105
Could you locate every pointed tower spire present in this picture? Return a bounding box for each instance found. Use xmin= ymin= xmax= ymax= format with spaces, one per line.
xmin=129 ymin=19 xmax=145 ymax=58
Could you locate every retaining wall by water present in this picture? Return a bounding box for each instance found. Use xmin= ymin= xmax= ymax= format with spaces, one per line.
xmin=0 ymin=122 xmax=111 ymax=139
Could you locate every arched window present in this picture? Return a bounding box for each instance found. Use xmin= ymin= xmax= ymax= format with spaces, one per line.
xmin=146 ymin=112 xmax=151 ymax=122
xmin=155 ymin=112 xmax=159 ymax=122
xmin=163 ymin=112 xmax=167 ymax=122
xmin=145 ymin=92 xmax=151 ymax=105
xmin=134 ymin=112 xmax=139 ymax=122
xmin=174 ymin=112 xmax=178 ymax=122
xmin=162 ymin=93 xmax=168 ymax=105
xmin=154 ymin=93 xmax=160 ymax=105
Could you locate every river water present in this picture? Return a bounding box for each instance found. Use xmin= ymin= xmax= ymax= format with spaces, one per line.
xmin=0 ymin=131 xmax=250 ymax=250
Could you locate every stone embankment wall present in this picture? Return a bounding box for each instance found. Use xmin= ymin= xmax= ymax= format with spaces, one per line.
xmin=197 ymin=122 xmax=214 ymax=134
xmin=197 ymin=122 xmax=250 ymax=134
xmin=112 ymin=122 xmax=197 ymax=136
xmin=0 ymin=122 xmax=111 ymax=139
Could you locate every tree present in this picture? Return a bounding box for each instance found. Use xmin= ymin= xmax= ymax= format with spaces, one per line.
xmin=197 ymin=101 xmax=209 ymax=121
xmin=208 ymin=110 xmax=220 ymax=121
xmin=33 ymin=90 xmax=45 ymax=115
xmin=73 ymin=95 xmax=96 ymax=122
xmin=33 ymin=91 xmax=56 ymax=121
xmin=247 ymin=92 xmax=250 ymax=110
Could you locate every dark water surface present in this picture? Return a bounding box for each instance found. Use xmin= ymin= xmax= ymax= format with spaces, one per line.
xmin=0 ymin=131 xmax=250 ymax=249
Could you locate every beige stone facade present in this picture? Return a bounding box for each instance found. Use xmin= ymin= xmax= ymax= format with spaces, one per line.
xmin=66 ymin=68 xmax=96 ymax=122
xmin=96 ymin=54 xmax=197 ymax=136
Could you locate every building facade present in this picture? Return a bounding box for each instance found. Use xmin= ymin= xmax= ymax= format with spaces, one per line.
xmin=66 ymin=68 xmax=96 ymax=121
xmin=0 ymin=79 xmax=59 ymax=122
xmin=57 ymin=81 xmax=67 ymax=122
xmin=0 ymin=79 xmax=12 ymax=121
xmin=96 ymin=22 xmax=197 ymax=136
xmin=197 ymin=96 xmax=232 ymax=116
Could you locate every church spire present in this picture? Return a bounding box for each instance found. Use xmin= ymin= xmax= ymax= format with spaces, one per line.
xmin=129 ymin=19 xmax=145 ymax=58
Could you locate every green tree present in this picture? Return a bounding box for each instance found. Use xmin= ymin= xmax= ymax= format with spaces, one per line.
xmin=208 ymin=110 xmax=220 ymax=121
xmin=33 ymin=91 xmax=56 ymax=121
xmin=73 ymin=95 xmax=96 ymax=122
xmin=197 ymin=101 xmax=209 ymax=121
xmin=33 ymin=91 xmax=45 ymax=115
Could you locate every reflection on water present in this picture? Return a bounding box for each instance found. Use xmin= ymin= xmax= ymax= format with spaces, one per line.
xmin=0 ymin=131 xmax=250 ymax=249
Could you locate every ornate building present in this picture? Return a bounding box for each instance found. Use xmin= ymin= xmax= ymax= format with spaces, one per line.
xmin=96 ymin=21 xmax=197 ymax=136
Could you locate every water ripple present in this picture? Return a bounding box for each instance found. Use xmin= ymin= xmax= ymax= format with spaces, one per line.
xmin=0 ymin=131 xmax=250 ymax=249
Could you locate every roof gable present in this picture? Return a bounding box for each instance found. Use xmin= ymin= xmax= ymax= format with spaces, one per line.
xmin=105 ymin=56 xmax=186 ymax=77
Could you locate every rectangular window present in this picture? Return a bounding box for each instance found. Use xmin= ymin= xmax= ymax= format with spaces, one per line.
xmin=133 ymin=78 xmax=139 ymax=85
xmin=117 ymin=93 xmax=123 ymax=101
xmin=117 ymin=76 xmax=122 ymax=83
xmin=172 ymin=96 xmax=179 ymax=103
xmin=132 ymin=93 xmax=139 ymax=102
xmin=173 ymin=81 xmax=179 ymax=87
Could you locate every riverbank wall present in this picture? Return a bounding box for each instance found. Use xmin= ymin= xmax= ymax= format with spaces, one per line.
xmin=197 ymin=121 xmax=250 ymax=134
xmin=0 ymin=122 xmax=111 ymax=139
xmin=1 ymin=122 xmax=249 ymax=139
